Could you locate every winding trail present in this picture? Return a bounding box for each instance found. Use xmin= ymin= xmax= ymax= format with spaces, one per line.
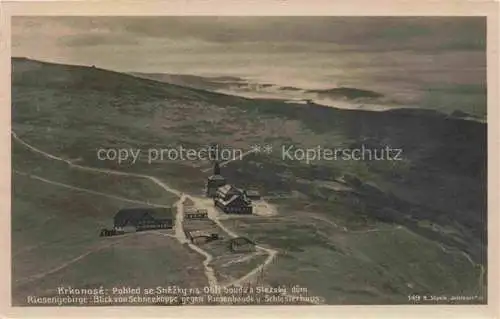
xmin=154 ymin=229 xmax=218 ymax=288
xmin=172 ymin=195 xmax=188 ymax=244
xmin=400 ymin=227 xmax=484 ymax=293
xmin=162 ymin=194 xmax=218 ymax=288
xmin=16 ymin=230 xmax=180 ymax=286
xmin=220 ymin=252 xmax=260 ymax=267
xmin=12 ymin=132 xmax=182 ymax=197
xmin=310 ymin=210 xmax=482 ymax=291
xmin=186 ymin=242 xmax=218 ymax=288
xmin=12 ymin=132 xmax=269 ymax=291
xmin=15 ymin=238 xmax=123 ymax=286
xmin=181 ymin=196 xmax=279 ymax=289
xmin=12 ymin=131 xmax=481 ymax=304
xmin=13 ymin=170 xmax=169 ymax=208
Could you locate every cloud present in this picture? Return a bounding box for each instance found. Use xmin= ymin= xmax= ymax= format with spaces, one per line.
xmin=13 ymin=16 xmax=486 ymax=51
xmin=10 ymin=17 xmax=486 ymax=117
xmin=10 ymin=16 xmax=486 ymax=91
xmin=58 ymin=33 xmax=140 ymax=47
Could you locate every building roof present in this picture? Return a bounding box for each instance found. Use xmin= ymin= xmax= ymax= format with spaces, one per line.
xmin=215 ymin=194 xmax=251 ymax=207
xmin=185 ymin=209 xmax=207 ymax=215
xmin=245 ymin=190 xmax=261 ymax=196
xmin=196 ymin=209 xmax=208 ymax=213
xmin=208 ymin=174 xmax=226 ymax=181
xmin=114 ymin=207 xmax=173 ymax=227
xmin=187 ymin=230 xmax=212 ymax=238
xmin=149 ymin=207 xmax=174 ymax=219
xmin=183 ymin=197 xmax=195 ymax=206
xmin=230 ymin=237 xmax=255 ymax=246
xmin=217 ymin=184 xmax=242 ymax=196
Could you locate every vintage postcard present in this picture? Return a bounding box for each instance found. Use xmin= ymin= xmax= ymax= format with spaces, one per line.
xmin=0 ymin=1 xmax=498 ymax=318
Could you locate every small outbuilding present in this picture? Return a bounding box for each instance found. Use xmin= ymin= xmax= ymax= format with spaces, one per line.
xmin=244 ymin=190 xmax=261 ymax=200
xmin=185 ymin=209 xmax=208 ymax=220
xmin=186 ymin=230 xmax=220 ymax=244
xmin=229 ymin=237 xmax=256 ymax=253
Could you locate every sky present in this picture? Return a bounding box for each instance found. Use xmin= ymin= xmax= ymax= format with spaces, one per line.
xmin=11 ymin=17 xmax=487 ymax=117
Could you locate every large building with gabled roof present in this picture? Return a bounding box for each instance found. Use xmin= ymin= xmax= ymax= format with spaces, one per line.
xmin=113 ymin=207 xmax=174 ymax=231
xmin=214 ymin=184 xmax=253 ymax=215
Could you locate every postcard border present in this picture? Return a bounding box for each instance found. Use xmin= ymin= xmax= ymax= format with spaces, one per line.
xmin=0 ymin=1 xmax=498 ymax=318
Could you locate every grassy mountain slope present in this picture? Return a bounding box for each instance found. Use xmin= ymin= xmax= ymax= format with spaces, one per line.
xmin=11 ymin=57 xmax=487 ymax=303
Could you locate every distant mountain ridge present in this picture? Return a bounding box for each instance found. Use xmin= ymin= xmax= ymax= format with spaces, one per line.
xmin=307 ymin=87 xmax=384 ymax=99
xmin=12 ymin=57 xmax=485 ymax=124
xmin=129 ymin=70 xmax=485 ymax=122
xmin=130 ymin=71 xmax=386 ymax=101
xmin=11 ymin=57 xmax=486 ymax=182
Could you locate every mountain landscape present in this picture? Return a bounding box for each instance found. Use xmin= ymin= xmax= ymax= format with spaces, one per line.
xmin=129 ymin=72 xmax=387 ymax=100
xmin=129 ymin=71 xmax=486 ymax=118
xmin=11 ymin=57 xmax=486 ymax=305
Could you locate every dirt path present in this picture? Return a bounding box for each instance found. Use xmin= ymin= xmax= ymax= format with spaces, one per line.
xmin=13 ymin=133 xmax=220 ymax=286
xmin=173 ymin=195 xmax=188 ymax=244
xmin=11 ymin=132 xmax=318 ymax=303
xmin=187 ymin=242 xmax=218 ymax=287
xmin=220 ymin=252 xmax=261 ymax=267
xmin=182 ymin=196 xmax=279 ymax=289
xmin=13 ymin=132 xmax=279 ymax=290
xmin=399 ymin=227 xmax=483 ymax=292
xmin=164 ymin=194 xmax=219 ymax=288
xmin=16 ymin=131 xmax=479 ymax=304
xmin=16 ymin=230 xmax=179 ymax=287
xmin=12 ymin=132 xmax=182 ymax=197
xmin=154 ymin=229 xmax=218 ymax=288
xmin=13 ymin=170 xmax=169 ymax=208
xmin=15 ymin=238 xmax=123 ymax=286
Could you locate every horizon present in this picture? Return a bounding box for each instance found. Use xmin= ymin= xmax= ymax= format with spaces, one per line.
xmin=12 ymin=17 xmax=487 ymax=118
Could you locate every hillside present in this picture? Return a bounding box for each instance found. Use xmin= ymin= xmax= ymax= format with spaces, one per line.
xmin=11 ymin=57 xmax=487 ymax=304
xmin=307 ymin=87 xmax=384 ymax=99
